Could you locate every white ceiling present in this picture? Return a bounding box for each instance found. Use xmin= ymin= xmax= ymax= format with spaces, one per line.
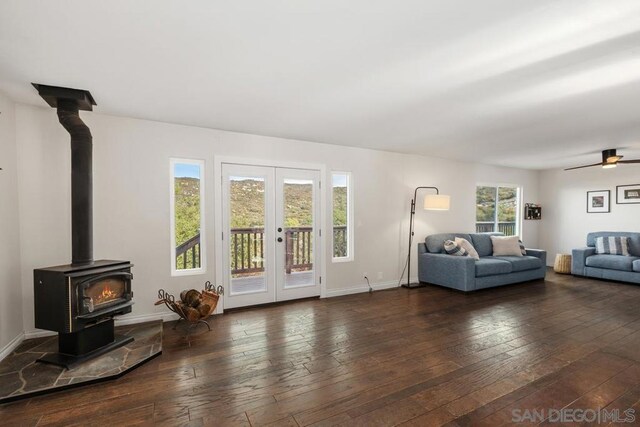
xmin=2 ymin=0 xmax=640 ymax=170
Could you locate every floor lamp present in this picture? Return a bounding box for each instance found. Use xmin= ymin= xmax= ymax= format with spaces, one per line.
xmin=403 ymin=187 xmax=450 ymax=288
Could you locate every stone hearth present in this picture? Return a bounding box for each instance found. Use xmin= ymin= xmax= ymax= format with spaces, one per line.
xmin=0 ymin=321 xmax=162 ymax=404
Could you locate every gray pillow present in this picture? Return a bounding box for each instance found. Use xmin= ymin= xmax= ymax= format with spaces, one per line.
xmin=518 ymin=240 xmax=526 ymax=256
xmin=444 ymin=240 xmax=467 ymax=257
xmin=595 ymin=236 xmax=630 ymax=256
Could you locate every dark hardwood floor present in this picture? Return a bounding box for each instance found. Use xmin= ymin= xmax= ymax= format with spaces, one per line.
xmin=3 ymin=269 xmax=640 ymax=426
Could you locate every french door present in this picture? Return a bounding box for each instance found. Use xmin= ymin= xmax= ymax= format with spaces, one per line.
xmin=221 ymin=164 xmax=321 ymax=309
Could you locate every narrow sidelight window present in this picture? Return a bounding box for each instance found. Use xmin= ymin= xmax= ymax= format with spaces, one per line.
xmin=476 ymin=185 xmax=520 ymax=236
xmin=171 ymin=159 xmax=205 ymax=275
xmin=332 ymin=172 xmax=353 ymax=262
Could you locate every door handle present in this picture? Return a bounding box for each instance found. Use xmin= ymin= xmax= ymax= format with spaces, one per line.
xmin=277 ymin=237 xmax=283 ymax=242
xmin=277 ymin=227 xmax=283 ymax=232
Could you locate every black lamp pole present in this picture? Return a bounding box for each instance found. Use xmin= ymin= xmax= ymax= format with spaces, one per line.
xmin=403 ymin=186 xmax=440 ymax=288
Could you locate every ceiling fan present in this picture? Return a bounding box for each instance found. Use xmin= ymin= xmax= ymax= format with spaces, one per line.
xmin=565 ymin=149 xmax=640 ymax=171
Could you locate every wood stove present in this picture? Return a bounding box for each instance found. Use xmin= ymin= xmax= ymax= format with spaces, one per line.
xmin=34 ymin=261 xmax=134 ymax=368
xmin=32 ymin=84 xmax=135 ymax=369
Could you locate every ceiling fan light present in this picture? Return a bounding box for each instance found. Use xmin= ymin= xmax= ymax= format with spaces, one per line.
xmin=602 ymin=149 xmax=624 ymax=163
xmin=565 ymin=149 xmax=639 ymax=171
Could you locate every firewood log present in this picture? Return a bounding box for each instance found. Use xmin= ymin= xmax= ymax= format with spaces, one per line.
xmin=198 ymin=303 xmax=211 ymax=318
xmin=180 ymin=289 xmax=201 ymax=307
xmin=182 ymin=305 xmax=201 ymax=322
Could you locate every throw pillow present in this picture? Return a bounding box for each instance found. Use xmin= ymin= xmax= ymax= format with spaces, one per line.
xmin=490 ymin=235 xmax=524 ymax=257
xmin=444 ymin=240 xmax=467 ymax=257
xmin=455 ymin=237 xmax=480 ymax=260
xmin=518 ymin=240 xmax=526 ymax=256
xmin=595 ymin=236 xmax=630 ymax=256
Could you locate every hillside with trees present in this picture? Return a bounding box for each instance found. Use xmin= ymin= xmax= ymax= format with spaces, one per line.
xmin=175 ymin=177 xmax=347 ymax=242
xmin=174 ymin=177 xmax=201 ymax=246
xmin=476 ymin=186 xmax=517 ymax=222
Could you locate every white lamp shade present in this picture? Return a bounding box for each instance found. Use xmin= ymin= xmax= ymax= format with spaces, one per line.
xmin=424 ymin=194 xmax=450 ymax=210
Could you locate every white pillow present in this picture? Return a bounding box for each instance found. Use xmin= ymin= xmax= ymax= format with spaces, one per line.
xmin=455 ymin=237 xmax=480 ymax=260
xmin=490 ymin=235 xmax=523 ymax=257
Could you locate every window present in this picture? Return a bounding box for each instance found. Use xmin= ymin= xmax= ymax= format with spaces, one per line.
xmin=332 ymin=172 xmax=353 ymax=261
xmin=476 ymin=185 xmax=520 ymax=236
xmin=170 ymin=159 xmax=205 ymax=275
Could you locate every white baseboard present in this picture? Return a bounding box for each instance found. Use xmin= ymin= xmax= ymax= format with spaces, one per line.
xmin=0 ymin=332 xmax=26 ymax=362
xmin=325 ymin=279 xmax=400 ymax=298
xmin=24 ymin=329 xmax=57 ymax=339
xmin=23 ymin=311 xmax=180 ymax=339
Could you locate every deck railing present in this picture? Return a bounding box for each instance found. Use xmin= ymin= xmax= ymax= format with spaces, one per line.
xmin=176 ymin=226 xmax=348 ymax=274
xmin=230 ymin=227 xmax=265 ymax=274
xmin=475 ymin=221 xmax=517 ymax=236
xmin=333 ymin=226 xmax=347 ymax=258
xmin=284 ymin=227 xmax=313 ymax=274
xmin=175 ymin=234 xmax=201 ymax=270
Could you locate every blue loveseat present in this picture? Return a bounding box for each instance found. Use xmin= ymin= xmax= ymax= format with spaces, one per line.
xmin=417 ymin=232 xmax=547 ymax=292
xmin=572 ymin=232 xmax=640 ymax=284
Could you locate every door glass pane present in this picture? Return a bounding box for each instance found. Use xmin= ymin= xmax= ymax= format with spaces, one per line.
xmin=283 ymin=178 xmax=314 ymax=288
xmin=229 ymin=176 xmax=266 ymax=295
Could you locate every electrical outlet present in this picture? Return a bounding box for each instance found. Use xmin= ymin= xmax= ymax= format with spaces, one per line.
xmin=377 ymin=272 xmax=383 ymax=280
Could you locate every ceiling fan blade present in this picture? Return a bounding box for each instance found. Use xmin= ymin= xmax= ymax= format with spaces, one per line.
xmin=618 ymin=159 xmax=640 ymax=164
xmin=564 ymin=162 xmax=602 ymax=171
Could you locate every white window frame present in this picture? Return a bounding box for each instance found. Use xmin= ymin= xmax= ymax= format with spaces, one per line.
xmin=476 ymin=183 xmax=522 ymax=237
xmin=332 ymin=171 xmax=354 ymax=262
xmin=170 ymin=158 xmax=206 ymax=276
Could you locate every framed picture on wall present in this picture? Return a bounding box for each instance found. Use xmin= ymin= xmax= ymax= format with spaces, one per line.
xmin=587 ymin=190 xmax=610 ymax=213
xmin=616 ymin=184 xmax=640 ymax=204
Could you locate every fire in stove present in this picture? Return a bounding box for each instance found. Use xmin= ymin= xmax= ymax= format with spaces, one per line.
xmin=96 ymin=285 xmax=117 ymax=304
xmin=83 ymin=277 xmax=128 ymax=313
xmin=84 ymin=282 xmax=122 ymax=314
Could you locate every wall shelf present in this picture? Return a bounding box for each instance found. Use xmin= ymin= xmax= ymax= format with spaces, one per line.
xmin=524 ymin=204 xmax=541 ymax=220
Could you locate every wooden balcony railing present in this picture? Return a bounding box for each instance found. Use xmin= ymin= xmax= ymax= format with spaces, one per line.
xmin=175 ymin=225 xmax=348 ymax=274
xmin=475 ymin=221 xmax=517 ymax=236
xmin=175 ymin=233 xmax=201 ymax=270
xmin=230 ymin=227 xmax=265 ymax=274
xmin=333 ymin=226 xmax=347 ymax=258
xmin=284 ymin=227 xmax=313 ymax=274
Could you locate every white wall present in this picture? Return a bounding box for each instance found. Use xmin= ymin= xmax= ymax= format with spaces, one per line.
xmin=539 ymin=167 xmax=640 ymax=265
xmin=14 ymin=104 xmax=540 ymax=334
xmin=0 ymin=91 xmax=24 ymax=354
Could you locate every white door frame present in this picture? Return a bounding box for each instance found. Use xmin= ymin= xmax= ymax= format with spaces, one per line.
xmin=214 ymin=156 xmax=327 ymax=312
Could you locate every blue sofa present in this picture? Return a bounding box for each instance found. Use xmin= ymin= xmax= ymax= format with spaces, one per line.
xmin=572 ymin=232 xmax=640 ymax=284
xmin=417 ymin=232 xmax=547 ymax=292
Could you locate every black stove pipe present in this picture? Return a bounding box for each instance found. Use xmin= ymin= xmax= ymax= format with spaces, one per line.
xmin=57 ymin=100 xmax=93 ymax=264
xmin=32 ymin=84 xmax=97 ymax=265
